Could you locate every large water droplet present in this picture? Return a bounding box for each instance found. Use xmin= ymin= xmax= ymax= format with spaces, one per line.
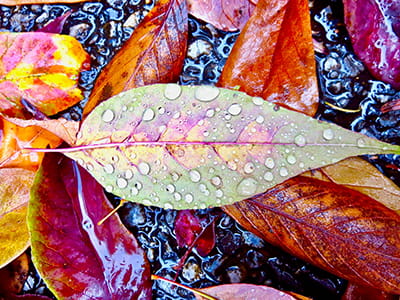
xmin=164 ymin=84 xmax=182 ymax=100
xmin=104 ymin=164 xmax=114 ymax=174
xmin=294 ymin=134 xmax=307 ymax=147
xmin=237 ymin=178 xmax=258 ymax=196
xmin=138 ymin=162 xmax=150 ymax=175
xmin=244 ymin=162 xmax=255 ymax=174
xmin=184 ymin=193 xmax=194 ymax=203
xmin=228 ymin=103 xmax=242 ymax=116
xmin=117 ymin=178 xmax=128 ymax=189
xmin=195 ymin=86 xmax=220 ymax=102
xmin=264 ymin=157 xmax=275 ymax=169
xmin=142 ymin=108 xmax=155 ymax=121
xmin=323 ymin=128 xmax=334 ymax=140
xmin=286 ymin=155 xmax=297 ymax=165
xmin=174 ymin=192 xmax=182 ymax=201
xmin=102 ymin=109 xmax=115 ymax=123
xmin=263 ymin=172 xmax=274 ymax=181
xmin=189 ymin=170 xmax=201 ymax=182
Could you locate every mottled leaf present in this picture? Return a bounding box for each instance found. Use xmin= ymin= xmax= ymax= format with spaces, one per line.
xmin=187 ymin=0 xmax=257 ymax=31
xmin=0 ymin=32 xmax=90 ymax=118
xmin=28 ymin=153 xmax=152 ymax=299
xmin=0 ymin=118 xmax=62 ymax=170
xmin=0 ymin=169 xmax=35 ymax=268
xmin=217 ymin=0 xmax=318 ymax=116
xmin=343 ymin=0 xmax=400 ymax=89
xmin=82 ymin=0 xmax=187 ymax=118
xmin=175 ymin=210 xmax=202 ymax=248
xmin=58 ymin=84 xmax=400 ymax=210
xmin=303 ymin=157 xmax=400 ymax=214
xmin=223 ymin=176 xmax=400 ymax=294
xmin=194 ymin=283 xmax=301 ymax=300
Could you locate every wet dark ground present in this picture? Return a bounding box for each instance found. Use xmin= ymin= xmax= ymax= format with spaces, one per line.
xmin=1 ymin=0 xmax=399 ymax=299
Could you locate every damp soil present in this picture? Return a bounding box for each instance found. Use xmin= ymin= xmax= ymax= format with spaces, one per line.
xmin=1 ymin=0 xmax=399 ymax=299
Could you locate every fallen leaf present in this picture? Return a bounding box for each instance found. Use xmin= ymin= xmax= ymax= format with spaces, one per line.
xmin=187 ymin=0 xmax=257 ymax=31
xmin=223 ymin=176 xmax=400 ymax=294
xmin=0 ymin=0 xmax=84 ymax=6
xmin=0 ymin=118 xmax=62 ymax=170
xmin=303 ymin=157 xmax=400 ymax=213
xmin=58 ymin=84 xmax=399 ymax=209
xmin=195 ymin=219 xmax=216 ymax=257
xmin=0 ymin=32 xmax=90 ymax=118
xmin=0 ymin=168 xmax=35 ymax=269
xmin=194 ymin=283 xmax=303 ymax=300
xmin=175 ymin=210 xmax=203 ymax=248
xmin=82 ymin=0 xmax=188 ymax=118
xmin=217 ymin=0 xmax=318 ymax=116
xmin=28 ymin=153 xmax=152 ymax=299
xmin=343 ymin=0 xmax=400 ymax=89
xmin=341 ymin=282 xmax=398 ymax=300
xmin=0 ymin=253 xmax=29 ymax=296
xmin=36 ymin=10 xmax=73 ymax=34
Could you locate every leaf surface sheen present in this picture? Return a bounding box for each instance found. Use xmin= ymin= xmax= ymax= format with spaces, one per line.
xmin=65 ymin=84 xmax=399 ymax=210
xmin=217 ymin=0 xmax=318 ymax=116
xmin=28 ymin=153 xmax=152 ymax=299
xmin=82 ymin=0 xmax=188 ymax=117
xmin=223 ymin=176 xmax=400 ymax=294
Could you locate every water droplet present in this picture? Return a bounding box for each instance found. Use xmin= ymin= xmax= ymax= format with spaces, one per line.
xmin=122 ymin=105 xmax=128 ymax=111
xmin=158 ymin=107 xmax=166 ymax=114
xmin=173 ymin=111 xmax=181 ymax=119
xmin=184 ymin=193 xmax=194 ymax=203
xmin=105 ymin=185 xmax=113 ymax=193
xmin=111 ymin=155 xmax=119 ymax=162
xmin=206 ymin=108 xmax=215 ymax=118
xmin=263 ymin=172 xmax=274 ymax=181
xmin=264 ymin=157 xmax=275 ymax=169
xmin=228 ymin=103 xmax=242 ymax=116
xmin=131 ymin=187 xmax=139 ymax=195
xmin=244 ymin=162 xmax=255 ymax=174
xmin=256 ymin=116 xmax=264 ymax=123
xmin=252 ymin=97 xmax=264 ymax=105
xmin=164 ymin=202 xmax=173 ymax=209
xmin=82 ymin=219 xmax=93 ymax=230
xmin=215 ymin=189 xmax=223 ymax=198
xmin=286 ymin=155 xmax=296 ymax=165
xmin=237 ymin=178 xmax=258 ymax=196
xmin=279 ymin=167 xmax=289 ymax=177
xmin=166 ymin=184 xmax=175 ymax=193
xmin=124 ymin=169 xmax=133 ymax=179
xmin=86 ymin=163 xmax=94 ymax=171
xmin=211 ymin=176 xmax=222 ymax=186
xmin=189 ymin=170 xmax=201 ymax=182
xmin=102 ymin=109 xmax=115 ymax=123
xmin=357 ymin=138 xmax=366 ymax=148
xmin=142 ymin=108 xmax=155 ymax=121
xmin=294 ymin=134 xmax=306 ymax=147
xmin=138 ymin=162 xmax=150 ymax=175
xmin=164 ymin=84 xmax=182 ymax=100
xmin=134 ymin=182 xmax=142 ymax=190
xmin=117 ymin=178 xmax=128 ymax=189
xmin=323 ymin=128 xmax=334 ymax=140
xmin=227 ymin=161 xmax=237 ymax=171
xmin=171 ymin=172 xmax=180 ymax=181
xmin=174 ymin=192 xmax=182 ymax=201
xmin=104 ymin=164 xmax=114 ymax=174
xmin=195 ymin=86 xmax=220 ymax=102
xmin=76 ymin=158 xmax=84 ymax=165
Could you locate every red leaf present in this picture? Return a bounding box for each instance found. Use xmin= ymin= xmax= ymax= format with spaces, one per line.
xmin=343 ymin=0 xmax=400 ymax=89
xmin=175 ymin=210 xmax=203 ymax=248
xmin=187 ymin=0 xmax=257 ymax=31
xmin=217 ymin=0 xmax=318 ymax=116
xmin=194 ymin=219 xmax=216 ymax=257
xmin=82 ymin=0 xmax=188 ymax=117
xmin=36 ymin=10 xmax=72 ymax=34
xmin=28 ymin=153 xmax=152 ymax=299
xmin=223 ymin=176 xmax=400 ymax=294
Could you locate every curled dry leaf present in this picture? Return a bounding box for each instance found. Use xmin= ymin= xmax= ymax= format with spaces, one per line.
xmin=187 ymin=0 xmax=257 ymax=31
xmin=343 ymin=0 xmax=400 ymax=89
xmin=194 ymin=283 xmax=303 ymax=300
xmin=59 ymin=84 xmax=400 ymax=210
xmin=217 ymin=0 xmax=318 ymax=116
xmin=223 ymin=176 xmax=400 ymax=294
xmin=0 ymin=168 xmax=35 ymax=269
xmin=82 ymin=0 xmax=188 ymax=117
xmin=28 ymin=153 xmax=152 ymax=299
xmin=0 ymin=32 xmax=90 ymax=118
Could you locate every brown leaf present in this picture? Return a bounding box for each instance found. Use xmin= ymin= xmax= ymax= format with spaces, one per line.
xmin=341 ymin=282 xmax=398 ymax=300
xmin=0 ymin=169 xmax=35 ymax=268
xmin=187 ymin=0 xmax=257 ymax=31
xmin=223 ymin=176 xmax=400 ymax=294
xmin=82 ymin=0 xmax=188 ymax=118
xmin=0 ymin=253 xmax=29 ymax=296
xmin=303 ymin=157 xmax=400 ymax=214
xmin=217 ymin=0 xmax=318 ymax=116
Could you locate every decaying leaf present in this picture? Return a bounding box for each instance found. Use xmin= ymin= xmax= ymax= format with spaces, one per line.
xmin=28 ymin=153 xmax=152 ymax=299
xmin=303 ymin=157 xmax=400 ymax=213
xmin=194 ymin=283 xmax=303 ymax=300
xmin=187 ymin=0 xmax=257 ymax=31
xmin=55 ymin=84 xmax=400 ymax=210
xmin=0 ymin=253 xmax=29 ymax=296
xmin=0 ymin=32 xmax=90 ymax=118
xmin=82 ymin=0 xmax=188 ymax=117
xmin=0 ymin=168 xmax=35 ymax=269
xmin=217 ymin=0 xmax=318 ymax=116
xmin=223 ymin=176 xmax=400 ymax=294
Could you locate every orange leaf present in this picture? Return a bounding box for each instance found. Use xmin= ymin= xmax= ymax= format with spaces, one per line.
xmin=0 ymin=32 xmax=90 ymax=118
xmin=0 ymin=169 xmax=35 ymax=268
xmin=223 ymin=176 xmax=400 ymax=294
xmin=303 ymin=157 xmax=400 ymax=214
xmin=0 ymin=118 xmax=62 ymax=170
xmin=217 ymin=0 xmax=318 ymax=116
xmin=341 ymin=282 xmax=398 ymax=300
xmin=82 ymin=0 xmax=188 ymax=118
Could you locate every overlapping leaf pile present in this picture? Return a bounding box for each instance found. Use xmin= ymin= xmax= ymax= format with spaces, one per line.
xmin=0 ymin=0 xmax=400 ymax=299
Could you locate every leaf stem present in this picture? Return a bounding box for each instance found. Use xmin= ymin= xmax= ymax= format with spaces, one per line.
xmin=151 ymin=274 xmax=218 ymax=300
xmin=324 ymin=101 xmax=361 ymax=113
xmin=97 ymin=199 xmax=127 ymax=226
